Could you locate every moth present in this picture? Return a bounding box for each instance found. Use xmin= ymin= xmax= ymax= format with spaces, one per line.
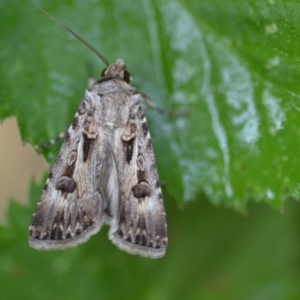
xmin=29 ymin=9 xmax=168 ymax=259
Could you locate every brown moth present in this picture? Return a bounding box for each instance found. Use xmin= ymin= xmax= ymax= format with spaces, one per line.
xmin=29 ymin=9 xmax=167 ymax=259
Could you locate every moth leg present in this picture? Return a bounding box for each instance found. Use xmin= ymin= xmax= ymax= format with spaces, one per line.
xmin=84 ymin=61 xmax=97 ymax=88
xmin=140 ymin=93 xmax=188 ymax=118
xmin=140 ymin=92 xmax=160 ymax=111
xmin=88 ymin=77 xmax=96 ymax=88
xmin=34 ymin=130 xmax=67 ymax=151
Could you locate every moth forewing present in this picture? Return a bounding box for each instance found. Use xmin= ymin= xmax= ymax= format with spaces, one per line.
xmin=29 ymin=57 xmax=168 ymax=258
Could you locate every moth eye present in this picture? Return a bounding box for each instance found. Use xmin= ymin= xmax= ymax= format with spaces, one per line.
xmin=101 ymin=68 xmax=106 ymax=77
xmin=124 ymin=70 xmax=130 ymax=83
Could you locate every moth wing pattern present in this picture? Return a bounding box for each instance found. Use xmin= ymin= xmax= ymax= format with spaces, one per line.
xmin=108 ymin=101 xmax=168 ymax=258
xmin=29 ymin=96 xmax=108 ymax=250
xmin=29 ymin=59 xmax=168 ymax=258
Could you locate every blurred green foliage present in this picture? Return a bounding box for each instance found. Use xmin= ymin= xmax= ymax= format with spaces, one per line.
xmin=1 ymin=0 xmax=300 ymax=299
xmin=1 ymin=182 xmax=300 ymax=299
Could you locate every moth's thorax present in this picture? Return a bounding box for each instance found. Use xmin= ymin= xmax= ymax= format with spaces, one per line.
xmin=85 ymin=78 xmax=140 ymax=127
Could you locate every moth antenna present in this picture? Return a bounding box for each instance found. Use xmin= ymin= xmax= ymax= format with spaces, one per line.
xmin=37 ymin=6 xmax=110 ymax=66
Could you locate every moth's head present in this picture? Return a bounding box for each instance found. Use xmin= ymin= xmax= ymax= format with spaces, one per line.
xmin=101 ymin=59 xmax=131 ymax=83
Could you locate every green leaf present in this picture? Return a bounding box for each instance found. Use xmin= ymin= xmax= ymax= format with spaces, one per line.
xmin=1 ymin=0 xmax=300 ymax=208
xmin=2 ymin=2 xmax=300 ymax=298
